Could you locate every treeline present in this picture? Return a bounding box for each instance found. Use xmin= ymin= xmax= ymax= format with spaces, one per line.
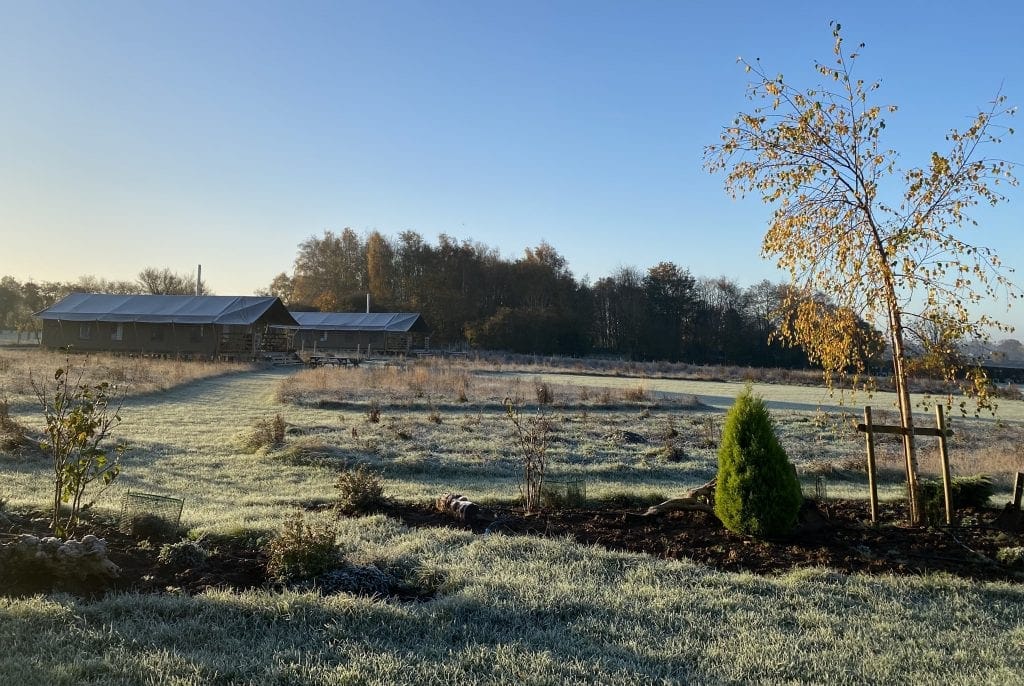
xmin=0 ymin=231 xmax=878 ymax=369
xmin=0 ymin=269 xmax=199 ymax=337
xmin=262 ymin=229 xmax=823 ymax=366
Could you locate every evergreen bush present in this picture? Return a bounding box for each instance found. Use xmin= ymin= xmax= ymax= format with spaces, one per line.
xmin=714 ymin=386 xmax=802 ymax=537
xmin=916 ymin=474 xmax=994 ymax=525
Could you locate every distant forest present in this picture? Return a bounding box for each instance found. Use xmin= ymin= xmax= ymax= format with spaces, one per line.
xmin=7 ymin=229 xmax=1019 ymax=368
xmin=258 ymin=229 xmax=826 ymax=367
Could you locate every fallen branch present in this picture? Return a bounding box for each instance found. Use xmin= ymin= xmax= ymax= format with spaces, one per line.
xmin=642 ymin=478 xmax=717 ymax=517
xmin=435 ymin=493 xmax=480 ymax=522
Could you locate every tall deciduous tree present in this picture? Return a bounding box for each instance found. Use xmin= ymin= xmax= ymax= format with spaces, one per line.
xmin=137 ymin=267 xmax=197 ymax=295
xmin=260 ymin=272 xmax=295 ymax=305
xmin=705 ymin=23 xmax=1020 ymax=524
xmin=290 ymin=229 xmax=367 ymax=309
xmin=366 ymin=231 xmax=395 ymax=308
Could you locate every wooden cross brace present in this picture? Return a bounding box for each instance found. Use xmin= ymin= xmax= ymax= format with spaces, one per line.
xmin=855 ymin=405 xmax=954 ymax=525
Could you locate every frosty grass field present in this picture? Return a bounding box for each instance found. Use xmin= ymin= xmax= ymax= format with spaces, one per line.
xmin=2 ymin=353 xmax=1024 ymax=684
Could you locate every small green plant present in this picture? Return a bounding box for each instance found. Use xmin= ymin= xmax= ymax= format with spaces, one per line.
xmin=157 ymin=539 xmax=209 ymax=568
xmin=335 ymin=463 xmax=386 ymax=514
xmin=32 ymin=364 xmax=127 ymax=536
xmin=714 ymin=386 xmax=803 ymax=538
xmin=210 ymin=526 xmax=272 ymax=550
xmin=997 ymin=546 xmax=1024 ymax=568
xmin=948 ymin=474 xmax=995 ymax=508
xmin=916 ymin=474 xmax=995 ymax=525
xmin=266 ymin=511 xmax=339 ymax=582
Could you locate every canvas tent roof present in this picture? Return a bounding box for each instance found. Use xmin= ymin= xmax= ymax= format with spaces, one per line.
xmin=288 ymin=312 xmax=427 ymax=332
xmin=36 ymin=293 xmax=298 ymax=326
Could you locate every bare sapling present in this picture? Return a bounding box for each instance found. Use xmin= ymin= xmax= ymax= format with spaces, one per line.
xmin=32 ymin=363 xmax=127 ymax=536
xmin=504 ymin=396 xmax=552 ymax=513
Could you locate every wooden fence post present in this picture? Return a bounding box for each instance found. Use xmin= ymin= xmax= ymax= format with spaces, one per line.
xmin=1013 ymin=472 xmax=1024 ymax=510
xmin=864 ymin=406 xmax=879 ymax=523
xmin=935 ymin=405 xmax=953 ymax=526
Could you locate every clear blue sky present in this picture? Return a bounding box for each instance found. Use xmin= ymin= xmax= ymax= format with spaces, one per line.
xmin=2 ymin=1 xmax=1023 ymax=329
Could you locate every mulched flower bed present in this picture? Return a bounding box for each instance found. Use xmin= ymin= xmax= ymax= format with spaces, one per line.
xmin=3 ymin=498 xmax=1023 ymax=599
xmin=380 ymin=498 xmax=1024 ymax=583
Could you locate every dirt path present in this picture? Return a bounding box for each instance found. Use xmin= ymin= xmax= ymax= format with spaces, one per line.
xmin=117 ymin=368 xmax=297 ymax=454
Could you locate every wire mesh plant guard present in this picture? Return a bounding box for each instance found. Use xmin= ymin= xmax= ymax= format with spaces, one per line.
xmin=119 ymin=490 xmax=184 ymax=538
xmin=814 ymin=475 xmax=828 ymax=502
xmin=542 ymin=477 xmax=587 ymax=509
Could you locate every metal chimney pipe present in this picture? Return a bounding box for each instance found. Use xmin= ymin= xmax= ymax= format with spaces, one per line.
xmin=366 ymin=293 xmax=370 ymax=313
xmin=196 ymin=265 xmax=202 ymax=296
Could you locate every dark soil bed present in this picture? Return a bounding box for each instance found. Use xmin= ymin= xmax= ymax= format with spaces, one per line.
xmin=378 ymin=498 xmax=1024 ymax=583
xmin=3 ymin=498 xmax=1023 ymax=598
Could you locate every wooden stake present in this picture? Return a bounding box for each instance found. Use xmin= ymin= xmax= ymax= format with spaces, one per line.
xmin=1013 ymin=472 xmax=1024 ymax=510
xmin=935 ymin=405 xmax=953 ymax=526
xmin=864 ymin=406 xmax=879 ymax=523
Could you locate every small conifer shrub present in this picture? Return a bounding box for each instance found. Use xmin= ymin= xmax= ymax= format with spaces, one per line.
xmin=335 ymin=463 xmax=386 ymax=514
xmin=714 ymin=386 xmax=802 ymax=537
xmin=266 ymin=512 xmax=339 ymax=582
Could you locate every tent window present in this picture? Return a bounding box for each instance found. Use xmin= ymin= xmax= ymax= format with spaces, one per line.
xmin=320 ymin=331 xmax=328 ymax=342
xmin=111 ymin=324 xmax=124 ymax=341
xmin=78 ymin=324 xmax=91 ymax=340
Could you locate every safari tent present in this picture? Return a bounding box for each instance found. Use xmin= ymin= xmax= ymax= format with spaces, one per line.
xmin=36 ymin=293 xmax=297 ymax=358
xmin=282 ymin=312 xmax=429 ymax=354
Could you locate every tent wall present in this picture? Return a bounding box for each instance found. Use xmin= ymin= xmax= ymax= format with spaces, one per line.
xmin=41 ymin=320 xmax=220 ymax=356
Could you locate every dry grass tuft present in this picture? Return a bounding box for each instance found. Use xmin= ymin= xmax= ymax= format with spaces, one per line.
xmin=534 ymin=379 xmax=554 ymax=405
xmin=0 ymin=393 xmax=28 ymax=450
xmin=278 ymin=360 xmax=479 ymax=406
xmin=0 ymin=348 xmax=253 ymax=398
xmin=240 ymin=414 xmax=287 ymax=453
xmin=622 ymin=384 xmax=649 ymax=403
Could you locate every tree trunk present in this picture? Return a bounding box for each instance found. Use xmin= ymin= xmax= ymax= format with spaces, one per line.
xmin=888 ymin=308 xmax=923 ymax=525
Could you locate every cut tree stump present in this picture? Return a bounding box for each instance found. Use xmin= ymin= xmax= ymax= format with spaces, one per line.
xmin=642 ymin=478 xmax=717 ymax=517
